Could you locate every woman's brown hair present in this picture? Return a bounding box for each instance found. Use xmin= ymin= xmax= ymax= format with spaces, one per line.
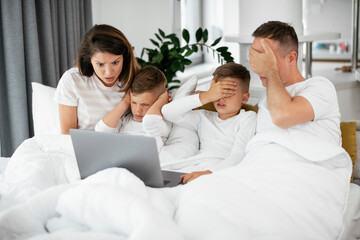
xmin=77 ymin=24 xmax=139 ymax=91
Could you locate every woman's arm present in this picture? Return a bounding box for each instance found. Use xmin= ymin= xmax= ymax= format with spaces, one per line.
xmin=58 ymin=104 xmax=77 ymax=135
xmin=102 ymin=92 xmax=130 ymax=128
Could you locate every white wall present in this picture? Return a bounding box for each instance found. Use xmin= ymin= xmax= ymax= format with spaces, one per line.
xmin=91 ymin=0 xmax=173 ymax=57
xmin=303 ymin=0 xmax=352 ymax=40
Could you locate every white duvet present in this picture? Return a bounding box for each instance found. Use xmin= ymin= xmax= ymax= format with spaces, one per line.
xmin=0 ymin=131 xmax=352 ymax=240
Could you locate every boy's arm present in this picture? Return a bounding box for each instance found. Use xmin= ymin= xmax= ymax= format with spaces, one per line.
xmin=208 ymin=111 xmax=257 ymax=172
xmin=145 ymin=90 xmax=171 ymax=116
xmin=161 ymin=94 xmax=203 ymax=130
xmin=95 ymin=118 xmax=120 ymax=133
xmin=162 ymin=78 xmax=237 ymax=129
xmin=142 ymin=115 xmax=172 ymax=138
xmin=143 ymin=90 xmax=172 ymax=138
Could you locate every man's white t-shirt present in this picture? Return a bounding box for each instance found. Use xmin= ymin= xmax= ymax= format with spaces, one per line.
xmin=256 ymin=76 xmax=341 ymax=146
xmin=54 ymin=68 xmax=125 ymax=130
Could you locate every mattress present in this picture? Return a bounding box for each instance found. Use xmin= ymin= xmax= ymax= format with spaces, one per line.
xmin=340 ymin=183 xmax=360 ymax=240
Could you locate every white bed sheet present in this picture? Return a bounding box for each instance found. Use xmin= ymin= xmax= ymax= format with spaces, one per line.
xmin=0 ymin=157 xmax=10 ymax=174
xmin=0 ymin=135 xmax=358 ymax=240
xmin=340 ymin=183 xmax=360 ymax=240
xmin=0 ymin=157 xmax=12 ymax=212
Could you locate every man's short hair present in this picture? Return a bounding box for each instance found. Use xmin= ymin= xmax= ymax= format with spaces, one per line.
xmin=252 ymin=21 xmax=298 ymax=58
xmin=213 ymin=62 xmax=250 ymax=92
xmin=131 ymin=66 xmax=167 ymax=94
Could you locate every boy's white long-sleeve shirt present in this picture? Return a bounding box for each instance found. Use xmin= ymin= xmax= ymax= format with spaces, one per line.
xmin=95 ymin=114 xmax=172 ymax=151
xmin=162 ymin=94 xmax=257 ymax=172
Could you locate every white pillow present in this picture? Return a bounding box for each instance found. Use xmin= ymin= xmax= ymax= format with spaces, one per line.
xmin=32 ymin=82 xmax=61 ymax=136
xmin=172 ymin=75 xmax=198 ymax=100
xmin=160 ymin=75 xmax=200 ymax=165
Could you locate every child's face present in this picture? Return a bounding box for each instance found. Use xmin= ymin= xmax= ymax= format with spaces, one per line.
xmin=130 ymin=90 xmax=160 ymax=122
xmin=213 ymin=77 xmax=249 ymax=120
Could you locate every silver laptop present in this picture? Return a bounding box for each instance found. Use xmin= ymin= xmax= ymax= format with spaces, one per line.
xmin=69 ymin=129 xmax=185 ymax=188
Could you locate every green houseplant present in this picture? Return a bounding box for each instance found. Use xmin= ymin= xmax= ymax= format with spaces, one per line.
xmin=136 ymin=28 xmax=234 ymax=90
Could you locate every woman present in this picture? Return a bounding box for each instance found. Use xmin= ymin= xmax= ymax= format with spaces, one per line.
xmin=54 ymin=24 xmax=139 ymax=134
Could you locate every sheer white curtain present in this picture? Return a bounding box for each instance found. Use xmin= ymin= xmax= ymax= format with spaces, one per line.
xmin=0 ymin=0 xmax=92 ymax=157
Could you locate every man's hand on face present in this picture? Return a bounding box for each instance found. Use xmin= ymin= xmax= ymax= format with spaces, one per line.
xmin=249 ymin=39 xmax=278 ymax=79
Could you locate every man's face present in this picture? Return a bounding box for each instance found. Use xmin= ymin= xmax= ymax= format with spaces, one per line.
xmin=130 ymin=90 xmax=160 ymax=122
xmin=251 ymin=37 xmax=286 ymax=87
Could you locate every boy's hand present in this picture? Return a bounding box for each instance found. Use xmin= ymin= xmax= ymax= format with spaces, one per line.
xmin=199 ymin=79 xmax=237 ymax=104
xmin=181 ymin=170 xmax=212 ymax=184
xmin=156 ymin=89 xmax=171 ymax=106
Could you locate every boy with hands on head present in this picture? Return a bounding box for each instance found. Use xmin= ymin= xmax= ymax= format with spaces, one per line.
xmin=95 ymin=66 xmax=172 ymax=149
xmin=162 ymin=63 xmax=257 ymax=184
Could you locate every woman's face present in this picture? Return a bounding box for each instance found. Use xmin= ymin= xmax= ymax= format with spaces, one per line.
xmin=91 ymin=52 xmax=124 ymax=87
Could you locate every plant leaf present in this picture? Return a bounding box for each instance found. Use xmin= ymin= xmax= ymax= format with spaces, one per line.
xmin=216 ymin=46 xmax=228 ymax=53
xmin=225 ymin=56 xmax=234 ymax=63
xmin=140 ymin=48 xmax=145 ymax=58
xmin=165 ymin=33 xmax=176 ymax=39
xmin=159 ymin=29 xmax=165 ymax=37
xmin=211 ymin=37 xmax=222 ymax=46
xmin=160 ymin=44 xmax=169 ymax=52
xmin=180 ymin=46 xmax=188 ymax=52
xmin=195 ymin=28 xmax=203 ymax=42
xmin=172 ymin=35 xmax=180 ymax=48
xmin=171 ymin=79 xmax=181 ymax=83
xmin=184 ymin=49 xmax=193 ymax=57
xmin=203 ymin=29 xmax=208 ymax=43
xmin=221 ymin=52 xmax=232 ymax=58
xmin=169 ymin=51 xmax=182 ymax=58
xmin=168 ymin=85 xmax=180 ymax=91
xmin=150 ymin=39 xmax=160 ymax=47
xmin=179 ymin=63 xmax=185 ymax=72
xmin=171 ymin=61 xmax=181 ymax=72
xmin=152 ymin=53 xmax=164 ymax=64
xmin=136 ymin=57 xmax=146 ymax=67
xmin=182 ymin=29 xmax=190 ymax=43
xmin=155 ymin=33 xmax=162 ymax=42
xmin=192 ymin=45 xmax=198 ymax=52
xmin=182 ymin=59 xmax=192 ymax=65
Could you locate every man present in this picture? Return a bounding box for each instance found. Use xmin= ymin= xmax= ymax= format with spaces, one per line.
xmin=248 ymin=21 xmax=343 ymax=146
xmin=170 ymin=21 xmax=353 ymax=239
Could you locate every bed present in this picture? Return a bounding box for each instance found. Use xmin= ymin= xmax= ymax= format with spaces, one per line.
xmin=0 ymin=82 xmax=359 ymax=239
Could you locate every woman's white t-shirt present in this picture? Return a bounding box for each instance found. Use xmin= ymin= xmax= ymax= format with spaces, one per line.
xmin=54 ymin=68 xmax=124 ymax=130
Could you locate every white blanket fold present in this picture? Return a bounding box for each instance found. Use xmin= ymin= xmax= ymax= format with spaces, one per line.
xmin=0 ymin=168 xmax=184 ymax=240
xmin=0 ymin=130 xmax=352 ymax=240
